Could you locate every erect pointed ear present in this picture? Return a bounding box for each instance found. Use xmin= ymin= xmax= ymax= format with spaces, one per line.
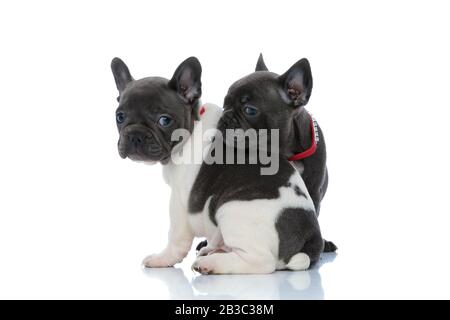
xmin=255 ymin=53 xmax=268 ymax=71
xmin=111 ymin=58 xmax=134 ymax=99
xmin=168 ymin=57 xmax=202 ymax=105
xmin=278 ymin=58 xmax=313 ymax=108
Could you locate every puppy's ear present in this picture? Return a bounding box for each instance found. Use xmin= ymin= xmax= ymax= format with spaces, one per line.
xmin=255 ymin=53 xmax=268 ymax=71
xmin=111 ymin=57 xmax=134 ymax=100
xmin=168 ymin=57 xmax=202 ymax=105
xmin=278 ymin=58 xmax=313 ymax=108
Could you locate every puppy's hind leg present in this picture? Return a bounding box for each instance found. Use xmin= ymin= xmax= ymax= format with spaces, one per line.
xmin=276 ymin=207 xmax=324 ymax=271
xmin=281 ymin=233 xmax=323 ymax=271
xmin=192 ymin=201 xmax=279 ymax=274
xmin=192 ymin=250 xmax=277 ymax=275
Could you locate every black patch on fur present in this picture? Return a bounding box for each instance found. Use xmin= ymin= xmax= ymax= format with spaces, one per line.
xmin=284 ymin=182 xmax=306 ymax=197
xmin=293 ymin=185 xmax=305 ymax=197
xmin=188 ymin=148 xmax=295 ymax=225
xmin=276 ymin=207 xmax=323 ymax=264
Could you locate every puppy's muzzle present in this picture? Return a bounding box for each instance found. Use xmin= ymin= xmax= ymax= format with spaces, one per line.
xmin=127 ymin=132 xmax=146 ymax=148
xmin=118 ymin=125 xmax=163 ymax=160
xmin=218 ymin=109 xmax=241 ymax=131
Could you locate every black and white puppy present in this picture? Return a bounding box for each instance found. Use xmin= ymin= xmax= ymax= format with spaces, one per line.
xmin=112 ymin=57 xmax=323 ymax=274
xmin=189 ymin=134 xmax=324 ymax=274
xmin=112 ymin=56 xmax=206 ymax=269
xmin=211 ymin=55 xmax=336 ymax=253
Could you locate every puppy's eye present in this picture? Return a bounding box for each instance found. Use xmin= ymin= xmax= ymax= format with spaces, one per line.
xmin=243 ymin=105 xmax=259 ymax=117
xmin=116 ymin=112 xmax=125 ymax=124
xmin=158 ymin=115 xmax=173 ymax=127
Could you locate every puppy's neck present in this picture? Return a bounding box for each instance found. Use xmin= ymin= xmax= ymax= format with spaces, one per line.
xmin=162 ymin=103 xmax=223 ymax=188
xmin=286 ymin=108 xmax=314 ymax=158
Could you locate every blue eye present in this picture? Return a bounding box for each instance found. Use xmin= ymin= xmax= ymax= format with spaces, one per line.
xmin=158 ymin=115 xmax=173 ymax=127
xmin=243 ymin=105 xmax=258 ymax=117
xmin=116 ymin=112 xmax=125 ymax=124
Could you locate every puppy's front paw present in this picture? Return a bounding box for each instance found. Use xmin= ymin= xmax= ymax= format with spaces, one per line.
xmin=192 ymin=256 xmax=214 ymax=275
xmin=142 ymin=254 xmax=174 ymax=268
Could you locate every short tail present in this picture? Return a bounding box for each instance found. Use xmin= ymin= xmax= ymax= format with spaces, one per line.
xmin=323 ymin=239 xmax=338 ymax=252
xmin=286 ymin=253 xmax=311 ymax=271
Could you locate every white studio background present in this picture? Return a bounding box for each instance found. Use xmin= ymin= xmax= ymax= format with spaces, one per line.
xmin=0 ymin=0 xmax=449 ymax=299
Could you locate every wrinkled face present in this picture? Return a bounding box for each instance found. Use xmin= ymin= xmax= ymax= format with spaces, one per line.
xmin=219 ymin=72 xmax=293 ymax=136
xmin=111 ymin=57 xmax=202 ymax=164
xmin=115 ymin=78 xmax=193 ymax=163
xmin=218 ymin=56 xmax=313 ymax=150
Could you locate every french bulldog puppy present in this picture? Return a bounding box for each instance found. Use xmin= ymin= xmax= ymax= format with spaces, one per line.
xmin=210 ymin=54 xmax=337 ymax=253
xmin=112 ymin=56 xmax=205 ymax=268
xmin=113 ymin=56 xmax=202 ymax=164
xmin=189 ymin=130 xmax=324 ymax=274
xmin=112 ymin=57 xmax=324 ymax=273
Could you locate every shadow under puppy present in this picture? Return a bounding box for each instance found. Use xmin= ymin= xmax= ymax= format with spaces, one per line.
xmin=196 ymin=55 xmax=337 ymax=253
xmin=111 ymin=57 xmax=323 ymax=274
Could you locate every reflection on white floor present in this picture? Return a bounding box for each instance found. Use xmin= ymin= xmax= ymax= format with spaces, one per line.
xmin=143 ymin=253 xmax=336 ymax=300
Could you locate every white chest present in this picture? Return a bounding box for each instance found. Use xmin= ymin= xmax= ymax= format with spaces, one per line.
xmin=162 ymin=103 xmax=223 ymax=239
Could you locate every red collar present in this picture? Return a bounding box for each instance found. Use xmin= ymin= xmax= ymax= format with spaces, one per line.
xmin=199 ymin=105 xmax=206 ymax=116
xmin=199 ymin=105 xmax=318 ymax=161
xmin=288 ymin=113 xmax=319 ymax=161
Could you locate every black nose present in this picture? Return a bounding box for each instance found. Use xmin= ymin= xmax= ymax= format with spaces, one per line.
xmin=128 ymin=134 xmax=145 ymax=146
